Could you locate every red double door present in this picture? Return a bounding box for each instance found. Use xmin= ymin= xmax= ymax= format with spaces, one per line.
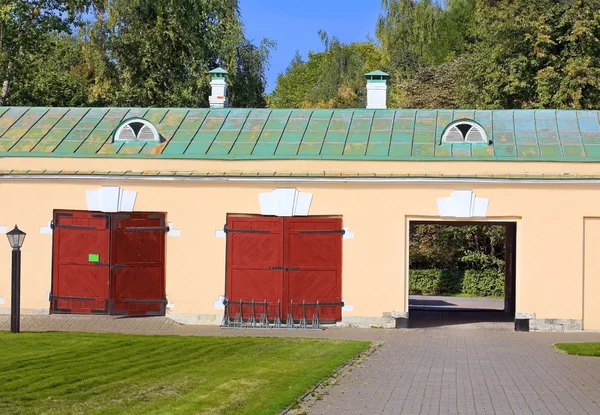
xmin=226 ymin=216 xmax=343 ymax=322
xmin=51 ymin=210 xmax=167 ymax=316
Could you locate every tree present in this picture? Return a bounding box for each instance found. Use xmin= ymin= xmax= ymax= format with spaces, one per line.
xmin=269 ymin=33 xmax=383 ymax=109
xmin=270 ymin=0 xmax=476 ymax=109
xmin=409 ymin=223 xmax=505 ymax=272
xmin=1 ymin=0 xmax=272 ymax=107
xmin=0 ymin=0 xmax=89 ymax=105
xmin=376 ymin=0 xmax=440 ymax=71
xmin=465 ymin=0 xmax=600 ymax=109
xmin=269 ymin=51 xmax=317 ymax=108
xmin=7 ymin=33 xmax=89 ymax=106
xmin=388 ymin=56 xmax=471 ymax=108
xmin=82 ymin=0 xmax=273 ymax=107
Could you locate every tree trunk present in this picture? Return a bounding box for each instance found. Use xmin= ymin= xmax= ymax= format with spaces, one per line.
xmin=0 ymin=60 xmax=14 ymax=106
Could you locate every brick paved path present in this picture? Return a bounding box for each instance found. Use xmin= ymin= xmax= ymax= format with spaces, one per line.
xmin=2 ymin=315 xmax=600 ymax=415
xmin=301 ymin=328 xmax=600 ymax=415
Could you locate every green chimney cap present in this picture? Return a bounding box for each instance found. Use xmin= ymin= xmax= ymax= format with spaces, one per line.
xmin=209 ymin=67 xmax=229 ymax=79
xmin=365 ymin=70 xmax=389 ymax=82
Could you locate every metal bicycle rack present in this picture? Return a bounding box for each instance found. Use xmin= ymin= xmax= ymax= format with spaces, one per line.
xmin=220 ymin=298 xmax=343 ymax=330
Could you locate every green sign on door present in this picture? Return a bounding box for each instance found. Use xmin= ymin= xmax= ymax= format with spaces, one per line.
xmin=88 ymin=253 xmax=100 ymax=262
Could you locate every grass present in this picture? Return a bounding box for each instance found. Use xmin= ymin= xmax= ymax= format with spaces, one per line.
xmin=0 ymin=332 xmax=369 ymax=415
xmin=555 ymin=342 xmax=600 ymax=356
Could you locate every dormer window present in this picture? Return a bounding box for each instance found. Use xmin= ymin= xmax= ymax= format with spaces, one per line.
xmin=114 ymin=118 xmax=160 ymax=142
xmin=442 ymin=120 xmax=488 ymax=144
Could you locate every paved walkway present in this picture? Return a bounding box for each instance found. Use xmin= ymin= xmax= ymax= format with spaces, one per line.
xmin=409 ymin=295 xmax=505 ymax=311
xmin=301 ymin=329 xmax=600 ymax=415
xmin=3 ymin=315 xmax=600 ymax=415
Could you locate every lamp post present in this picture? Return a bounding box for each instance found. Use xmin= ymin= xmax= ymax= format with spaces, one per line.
xmin=6 ymin=225 xmax=25 ymax=333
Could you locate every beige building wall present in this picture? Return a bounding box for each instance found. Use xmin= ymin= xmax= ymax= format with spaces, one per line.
xmin=0 ymin=172 xmax=597 ymax=330
xmin=584 ymin=219 xmax=600 ymax=330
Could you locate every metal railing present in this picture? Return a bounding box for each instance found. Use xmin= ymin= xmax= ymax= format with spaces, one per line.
xmin=220 ymin=298 xmax=343 ymax=330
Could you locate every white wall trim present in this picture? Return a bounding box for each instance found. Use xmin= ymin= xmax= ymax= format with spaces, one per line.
xmin=215 ymin=229 xmax=226 ymax=238
xmin=259 ymin=188 xmax=313 ymax=216
xmin=167 ymin=222 xmax=181 ymax=237
xmin=343 ymin=227 xmax=355 ymax=239
xmin=437 ymin=190 xmax=489 ymax=218
xmin=40 ymin=220 xmax=53 ymax=234
xmin=86 ymin=186 xmax=137 ymax=212
xmin=214 ymin=295 xmax=225 ymax=309
xmin=342 ymin=299 xmax=353 ymax=312
xmin=0 ymin=225 xmax=6 ymax=234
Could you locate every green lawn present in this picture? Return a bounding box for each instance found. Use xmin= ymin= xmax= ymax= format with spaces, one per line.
xmin=555 ymin=342 xmax=600 ymax=356
xmin=0 ymin=332 xmax=368 ymax=415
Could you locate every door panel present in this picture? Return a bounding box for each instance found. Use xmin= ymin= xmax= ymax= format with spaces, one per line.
xmin=226 ymin=216 xmax=284 ymax=321
xmin=284 ymin=218 xmax=343 ymax=322
xmin=225 ymin=216 xmax=344 ymax=324
xmin=51 ymin=211 xmax=110 ymax=314
xmin=110 ymin=213 xmax=166 ymax=316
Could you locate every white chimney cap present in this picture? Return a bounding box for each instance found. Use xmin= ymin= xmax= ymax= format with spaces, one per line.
xmin=365 ymin=70 xmax=389 ymax=109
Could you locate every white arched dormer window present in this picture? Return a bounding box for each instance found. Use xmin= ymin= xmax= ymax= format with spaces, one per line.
xmin=441 ymin=120 xmax=488 ymax=144
xmin=114 ymin=118 xmax=160 ymax=142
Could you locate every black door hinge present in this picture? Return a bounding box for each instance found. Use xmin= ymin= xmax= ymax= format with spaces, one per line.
xmin=298 ymin=229 xmax=345 ymax=235
xmin=223 ymin=224 xmax=270 ymax=234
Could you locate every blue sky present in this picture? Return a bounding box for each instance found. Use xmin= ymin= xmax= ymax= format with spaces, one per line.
xmin=239 ymin=1 xmax=381 ymax=92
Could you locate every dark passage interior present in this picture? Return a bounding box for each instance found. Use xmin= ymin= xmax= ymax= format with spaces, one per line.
xmin=408 ymin=221 xmax=516 ymax=328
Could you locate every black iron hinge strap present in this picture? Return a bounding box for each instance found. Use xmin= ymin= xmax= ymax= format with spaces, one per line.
xmin=223 ymin=224 xmax=270 ymax=234
xmin=298 ymin=229 xmax=345 ymax=235
xmin=123 ymin=227 xmax=170 ymax=232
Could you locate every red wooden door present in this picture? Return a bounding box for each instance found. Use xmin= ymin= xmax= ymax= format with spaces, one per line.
xmin=225 ymin=216 xmax=284 ymax=321
xmin=284 ymin=217 xmax=343 ymax=322
xmin=51 ymin=211 xmax=111 ymax=314
xmin=110 ymin=213 xmax=167 ymax=316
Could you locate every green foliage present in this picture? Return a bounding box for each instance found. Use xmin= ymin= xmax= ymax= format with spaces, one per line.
xmin=466 ymin=0 xmax=600 ymax=109
xmin=0 ymin=332 xmax=369 ymax=414
xmin=410 ymin=269 xmax=504 ymax=297
xmin=82 ymin=0 xmax=273 ymax=107
xmin=409 ymin=224 xmax=506 ymax=298
xmin=409 ymin=269 xmax=463 ymax=295
xmin=273 ymin=0 xmax=600 ymax=110
xmin=8 ymin=34 xmax=89 ymax=106
xmin=462 ymin=269 xmax=504 ymax=297
xmin=269 ymin=34 xmax=382 ymax=108
xmin=2 ymin=0 xmax=273 ymax=107
xmin=409 ymin=224 xmax=505 ymax=272
xmin=0 ymin=0 xmax=89 ymax=105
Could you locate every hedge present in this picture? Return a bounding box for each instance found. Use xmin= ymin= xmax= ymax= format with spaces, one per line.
xmin=409 ymin=269 xmax=463 ymax=296
xmin=462 ymin=269 xmax=504 ymax=297
xmin=409 ymin=269 xmax=504 ymax=297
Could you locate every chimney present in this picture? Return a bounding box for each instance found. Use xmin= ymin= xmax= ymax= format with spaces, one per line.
xmin=209 ymin=67 xmax=229 ymax=108
xmin=365 ymin=70 xmax=389 ymax=109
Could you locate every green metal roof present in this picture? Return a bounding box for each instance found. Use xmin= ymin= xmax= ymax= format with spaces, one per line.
xmin=1 ymin=107 xmax=600 ymax=161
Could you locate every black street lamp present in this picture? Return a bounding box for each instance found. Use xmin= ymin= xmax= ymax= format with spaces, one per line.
xmin=6 ymin=225 xmax=25 ymax=334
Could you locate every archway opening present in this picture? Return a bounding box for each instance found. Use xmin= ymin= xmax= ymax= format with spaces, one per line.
xmin=408 ymin=221 xmax=516 ymax=328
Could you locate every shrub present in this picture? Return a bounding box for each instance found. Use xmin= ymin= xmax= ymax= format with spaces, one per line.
xmin=409 ymin=269 xmax=463 ymax=295
xmin=462 ymin=270 xmax=504 ymax=297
